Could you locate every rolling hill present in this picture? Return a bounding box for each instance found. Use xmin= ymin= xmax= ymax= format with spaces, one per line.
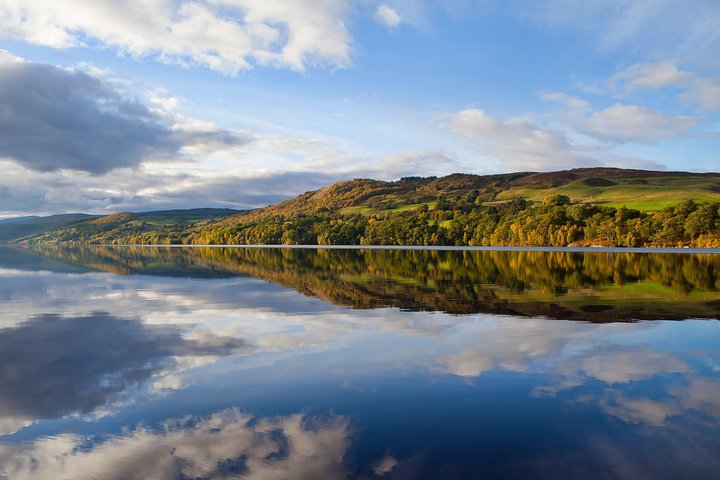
xmin=5 ymin=168 xmax=720 ymax=247
xmin=211 ymin=167 xmax=720 ymax=226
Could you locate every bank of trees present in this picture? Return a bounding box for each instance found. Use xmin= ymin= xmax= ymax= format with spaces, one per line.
xmin=185 ymin=196 xmax=720 ymax=248
xmin=28 ymin=195 xmax=720 ymax=248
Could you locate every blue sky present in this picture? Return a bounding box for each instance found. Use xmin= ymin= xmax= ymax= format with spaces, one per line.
xmin=0 ymin=0 xmax=718 ymax=216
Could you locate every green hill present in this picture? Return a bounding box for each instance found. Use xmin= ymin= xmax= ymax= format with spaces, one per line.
xmin=8 ymin=168 xmax=720 ymax=247
xmin=214 ymin=168 xmax=720 ymax=225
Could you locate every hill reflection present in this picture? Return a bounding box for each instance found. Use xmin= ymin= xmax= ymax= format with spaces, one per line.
xmin=18 ymin=246 xmax=720 ymax=322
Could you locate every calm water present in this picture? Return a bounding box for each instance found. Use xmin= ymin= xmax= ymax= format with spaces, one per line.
xmin=1 ymin=246 xmax=719 ymax=479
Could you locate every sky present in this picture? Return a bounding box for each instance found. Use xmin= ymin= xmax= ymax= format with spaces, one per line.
xmin=0 ymin=0 xmax=719 ymax=216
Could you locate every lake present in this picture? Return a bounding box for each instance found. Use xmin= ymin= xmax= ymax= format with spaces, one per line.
xmin=1 ymin=246 xmax=719 ymax=479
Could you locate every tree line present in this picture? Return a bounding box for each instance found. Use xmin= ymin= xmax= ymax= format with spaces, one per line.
xmin=27 ymin=193 xmax=720 ymax=248
xmin=186 ymin=195 xmax=720 ymax=248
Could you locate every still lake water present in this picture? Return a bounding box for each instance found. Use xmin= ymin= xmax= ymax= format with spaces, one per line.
xmin=1 ymin=246 xmax=719 ymax=479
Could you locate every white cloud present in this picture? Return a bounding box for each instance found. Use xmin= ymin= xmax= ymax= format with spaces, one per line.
xmin=592 ymin=60 xmax=720 ymax=113
xmin=583 ymin=104 xmax=698 ymax=143
xmin=0 ymin=0 xmax=353 ymax=74
xmin=540 ymin=88 xmax=701 ymax=144
xmin=682 ymin=75 xmax=720 ymax=112
xmin=445 ymin=108 xmax=604 ymax=170
xmin=539 ymin=91 xmax=591 ymax=112
xmin=610 ymin=60 xmax=693 ymax=94
xmin=375 ymin=5 xmax=402 ymax=28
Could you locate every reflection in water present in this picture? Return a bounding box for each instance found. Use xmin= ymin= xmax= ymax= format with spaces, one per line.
xmin=0 ymin=409 xmax=350 ymax=480
xmin=0 ymin=313 xmax=247 ymax=433
xmin=0 ymin=246 xmax=718 ymax=479
xmin=597 ymin=378 xmax=720 ymax=427
xmin=431 ymin=319 xmax=720 ymax=427
xmin=19 ymin=245 xmax=720 ymax=321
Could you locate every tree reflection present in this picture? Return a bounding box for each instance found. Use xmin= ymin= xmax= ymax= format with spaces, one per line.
xmin=21 ymin=246 xmax=720 ymax=321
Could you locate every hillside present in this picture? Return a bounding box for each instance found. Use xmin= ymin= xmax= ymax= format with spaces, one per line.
xmin=216 ymin=167 xmax=720 ymax=225
xmin=8 ymin=168 xmax=720 ymax=247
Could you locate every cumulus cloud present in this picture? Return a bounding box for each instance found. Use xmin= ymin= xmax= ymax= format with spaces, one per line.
xmin=601 ymin=61 xmax=720 ymax=113
xmin=375 ymin=5 xmax=402 ymax=28
xmin=0 ymin=54 xmax=249 ymax=174
xmin=682 ymin=75 xmax=720 ymax=112
xmin=610 ymin=60 xmax=693 ymax=94
xmin=0 ymin=0 xmax=353 ymax=74
xmin=582 ymin=104 xmax=698 ymax=143
xmin=445 ymin=108 xmax=604 ymax=170
xmin=0 ymin=409 xmax=351 ymax=480
xmin=0 ymin=50 xmax=465 ymax=216
xmin=539 ymin=89 xmax=700 ymax=144
xmin=539 ymin=91 xmax=591 ymax=112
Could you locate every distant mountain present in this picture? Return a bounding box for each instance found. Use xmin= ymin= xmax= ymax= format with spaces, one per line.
xmin=0 ymin=209 xmax=241 ymax=244
xmin=0 ymin=216 xmax=40 ymax=224
xmin=0 ymin=213 xmax=99 ymax=242
xmin=8 ymin=168 xmax=720 ymax=247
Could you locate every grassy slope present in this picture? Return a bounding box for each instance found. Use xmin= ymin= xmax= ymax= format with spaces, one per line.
xmin=497 ymin=174 xmax=720 ymax=211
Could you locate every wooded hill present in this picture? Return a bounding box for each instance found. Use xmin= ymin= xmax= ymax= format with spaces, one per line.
xmin=7 ymin=168 xmax=720 ymax=247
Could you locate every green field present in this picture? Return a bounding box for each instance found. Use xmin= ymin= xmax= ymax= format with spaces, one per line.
xmin=496 ymin=176 xmax=720 ymax=211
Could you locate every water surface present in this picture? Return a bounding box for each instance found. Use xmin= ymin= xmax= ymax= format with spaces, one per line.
xmin=0 ymin=246 xmax=719 ymax=479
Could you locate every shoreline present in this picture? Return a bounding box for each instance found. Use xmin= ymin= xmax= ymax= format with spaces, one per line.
xmin=11 ymin=244 xmax=720 ymax=254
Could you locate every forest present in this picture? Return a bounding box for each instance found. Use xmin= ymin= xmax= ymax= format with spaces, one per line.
xmin=180 ymin=196 xmax=720 ymax=248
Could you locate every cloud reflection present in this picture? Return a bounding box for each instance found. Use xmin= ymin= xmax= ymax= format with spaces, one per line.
xmin=0 ymin=409 xmax=350 ymax=480
xmin=433 ymin=318 xmax=720 ymax=427
xmin=0 ymin=313 xmax=247 ymax=431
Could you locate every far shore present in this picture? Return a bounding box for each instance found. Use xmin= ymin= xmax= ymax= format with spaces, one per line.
xmin=12 ymin=244 xmax=720 ymax=254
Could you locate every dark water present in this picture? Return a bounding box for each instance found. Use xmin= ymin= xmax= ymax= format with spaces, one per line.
xmin=0 ymin=246 xmax=719 ymax=480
